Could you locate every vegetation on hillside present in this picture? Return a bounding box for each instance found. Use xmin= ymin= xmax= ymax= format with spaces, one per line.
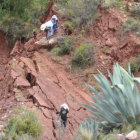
xmin=74 ymin=63 xmax=140 ymax=139
xmin=3 ymin=110 xmax=42 ymax=140
xmin=72 ymin=43 xmax=95 ymax=68
xmin=56 ymin=0 xmax=101 ymax=29
xmin=0 ymin=0 xmax=49 ymax=47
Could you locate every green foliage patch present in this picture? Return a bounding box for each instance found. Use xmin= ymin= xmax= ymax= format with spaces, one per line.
xmin=57 ymin=0 xmax=101 ymax=29
xmin=3 ymin=110 xmax=42 ymax=140
xmin=129 ymin=55 xmax=140 ymax=73
xmin=72 ymin=43 xmax=95 ymax=68
xmin=101 ymin=0 xmax=125 ymax=10
xmin=0 ymin=0 xmax=49 ymax=47
xmin=52 ymin=36 xmax=73 ymax=56
xmin=123 ymin=18 xmax=140 ymax=37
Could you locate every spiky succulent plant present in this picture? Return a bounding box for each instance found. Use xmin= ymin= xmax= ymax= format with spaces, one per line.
xmin=85 ymin=63 xmax=140 ymax=129
xmin=74 ymin=119 xmax=98 ymax=140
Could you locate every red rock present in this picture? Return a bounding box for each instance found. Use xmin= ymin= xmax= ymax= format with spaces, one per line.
xmin=106 ymin=39 xmax=113 ymax=47
xmin=14 ymin=76 xmax=30 ymax=88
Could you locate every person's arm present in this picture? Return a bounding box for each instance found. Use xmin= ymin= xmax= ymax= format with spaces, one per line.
xmin=57 ymin=109 xmax=62 ymax=120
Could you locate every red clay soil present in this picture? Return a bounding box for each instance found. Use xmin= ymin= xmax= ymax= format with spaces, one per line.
xmin=0 ymin=31 xmax=17 ymax=130
xmin=90 ymin=8 xmax=140 ymax=73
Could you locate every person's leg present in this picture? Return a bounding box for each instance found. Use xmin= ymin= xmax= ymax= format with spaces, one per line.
xmin=63 ymin=119 xmax=67 ymax=128
xmin=45 ymin=31 xmax=48 ymax=39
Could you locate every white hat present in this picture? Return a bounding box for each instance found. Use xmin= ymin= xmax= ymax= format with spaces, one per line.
xmin=40 ymin=24 xmax=46 ymax=31
xmin=60 ymin=103 xmax=69 ymax=111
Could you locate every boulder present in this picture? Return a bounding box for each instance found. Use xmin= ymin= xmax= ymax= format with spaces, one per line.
xmin=14 ymin=76 xmax=30 ymax=88
xmin=125 ymin=130 xmax=137 ymax=140
xmin=35 ymin=37 xmax=58 ymax=48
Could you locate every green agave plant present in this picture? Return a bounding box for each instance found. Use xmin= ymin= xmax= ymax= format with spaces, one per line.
xmin=84 ymin=63 xmax=140 ymax=128
xmin=74 ymin=119 xmax=98 ymax=140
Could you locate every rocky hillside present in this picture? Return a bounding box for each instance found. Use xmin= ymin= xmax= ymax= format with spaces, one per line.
xmin=0 ymin=0 xmax=140 ymax=140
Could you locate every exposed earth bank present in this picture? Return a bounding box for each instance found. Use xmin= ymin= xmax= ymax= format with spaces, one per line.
xmin=0 ymin=3 xmax=140 ymax=140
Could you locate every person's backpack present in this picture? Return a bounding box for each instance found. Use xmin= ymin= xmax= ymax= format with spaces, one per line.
xmin=60 ymin=103 xmax=69 ymax=111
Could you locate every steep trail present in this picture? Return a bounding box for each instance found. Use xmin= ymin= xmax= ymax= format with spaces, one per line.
xmin=3 ymin=3 xmax=90 ymax=138
xmin=10 ymin=47 xmax=90 ymax=139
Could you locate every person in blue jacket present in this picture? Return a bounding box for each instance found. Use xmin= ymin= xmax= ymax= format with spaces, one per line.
xmin=51 ymin=15 xmax=58 ymax=33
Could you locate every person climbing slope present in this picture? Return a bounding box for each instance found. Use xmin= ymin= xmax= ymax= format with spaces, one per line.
xmin=56 ymin=103 xmax=69 ymax=128
xmin=51 ymin=15 xmax=58 ymax=32
xmin=40 ymin=15 xmax=59 ymax=39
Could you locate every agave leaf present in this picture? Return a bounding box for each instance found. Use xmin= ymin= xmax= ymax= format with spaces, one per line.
xmin=133 ymin=78 xmax=140 ymax=85
xmin=128 ymin=63 xmax=132 ymax=76
xmin=84 ymin=63 xmax=140 ymax=130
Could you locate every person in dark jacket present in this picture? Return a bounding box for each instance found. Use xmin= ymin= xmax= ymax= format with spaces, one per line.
xmin=59 ymin=107 xmax=69 ymax=127
xmin=57 ymin=103 xmax=69 ymax=128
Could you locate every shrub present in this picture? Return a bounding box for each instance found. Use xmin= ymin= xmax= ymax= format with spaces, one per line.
xmin=64 ymin=21 xmax=74 ymax=35
xmin=0 ymin=0 xmax=49 ymax=47
xmin=130 ymin=58 xmax=139 ymax=73
xmin=84 ymin=63 xmax=140 ymax=133
xmin=58 ymin=0 xmax=101 ymax=29
xmin=0 ymin=16 xmax=34 ymax=47
xmin=52 ymin=36 xmax=73 ymax=56
xmin=4 ymin=110 xmax=42 ymax=139
xmin=132 ymin=3 xmax=140 ymax=19
xmin=101 ymin=0 xmax=125 ymax=10
xmin=72 ymin=43 xmax=95 ymax=68
xmin=15 ymin=135 xmax=37 ymax=140
xmin=101 ymin=0 xmax=117 ymax=9
xmin=123 ymin=18 xmax=140 ymax=36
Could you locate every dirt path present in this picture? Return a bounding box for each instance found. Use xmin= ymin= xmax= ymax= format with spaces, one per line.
xmin=10 ymin=45 xmax=90 ymax=140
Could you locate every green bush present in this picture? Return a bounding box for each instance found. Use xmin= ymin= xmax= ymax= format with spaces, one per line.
xmin=15 ymin=135 xmax=37 ymax=140
xmin=123 ymin=18 xmax=140 ymax=36
xmin=130 ymin=58 xmax=139 ymax=73
xmin=101 ymin=0 xmax=117 ymax=9
xmin=132 ymin=3 xmax=140 ymax=19
xmin=0 ymin=0 xmax=49 ymax=47
xmin=52 ymin=36 xmax=73 ymax=56
xmin=4 ymin=110 xmax=42 ymax=140
xmin=57 ymin=0 xmax=101 ymax=29
xmin=101 ymin=0 xmax=125 ymax=10
xmin=1 ymin=16 xmax=34 ymax=47
xmin=64 ymin=21 xmax=74 ymax=34
xmin=72 ymin=43 xmax=95 ymax=68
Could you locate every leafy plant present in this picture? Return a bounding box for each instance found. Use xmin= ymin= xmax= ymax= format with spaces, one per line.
xmin=52 ymin=36 xmax=73 ymax=56
xmin=0 ymin=0 xmax=49 ymax=47
xmin=132 ymin=3 xmax=140 ymax=19
xmin=4 ymin=110 xmax=42 ymax=139
xmin=130 ymin=58 xmax=139 ymax=73
xmin=123 ymin=18 xmax=140 ymax=37
xmin=58 ymin=0 xmax=101 ymax=29
xmin=74 ymin=119 xmax=98 ymax=140
xmin=101 ymin=0 xmax=125 ymax=10
xmin=84 ymin=63 xmax=140 ymax=133
xmin=64 ymin=21 xmax=74 ymax=34
xmin=72 ymin=43 xmax=95 ymax=68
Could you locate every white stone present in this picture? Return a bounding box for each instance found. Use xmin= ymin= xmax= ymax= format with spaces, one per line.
xmin=125 ymin=130 xmax=137 ymax=140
